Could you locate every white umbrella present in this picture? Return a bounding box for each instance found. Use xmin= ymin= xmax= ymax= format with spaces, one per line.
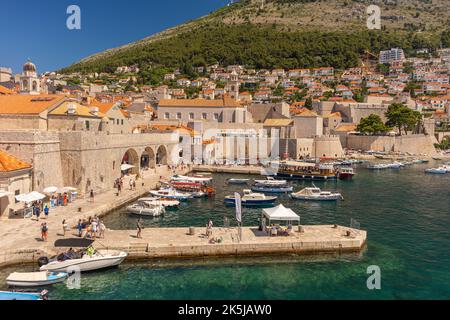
xmin=0 ymin=190 xmax=13 ymax=198
xmin=43 ymin=186 xmax=58 ymax=194
xmin=15 ymin=191 xmax=46 ymax=203
xmin=121 ymin=164 xmax=135 ymax=171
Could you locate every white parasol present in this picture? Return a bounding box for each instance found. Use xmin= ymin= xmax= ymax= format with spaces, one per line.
xmin=15 ymin=192 xmax=46 ymax=203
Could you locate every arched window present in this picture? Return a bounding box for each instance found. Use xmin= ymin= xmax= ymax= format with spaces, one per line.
xmin=32 ymin=81 xmax=37 ymax=91
xmin=22 ymin=79 xmax=28 ymax=90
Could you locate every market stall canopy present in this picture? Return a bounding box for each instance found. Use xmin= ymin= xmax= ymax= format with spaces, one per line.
xmin=121 ymin=164 xmax=135 ymax=171
xmin=43 ymin=186 xmax=58 ymax=194
xmin=263 ymin=204 xmax=300 ymax=222
xmin=15 ymin=191 xmax=46 ymax=203
xmin=57 ymin=187 xmax=77 ymax=193
xmin=0 ymin=190 xmax=13 ymax=198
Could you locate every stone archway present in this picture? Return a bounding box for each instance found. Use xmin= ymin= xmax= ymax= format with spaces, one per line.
xmin=156 ymin=145 xmax=168 ymax=165
xmin=141 ymin=147 xmax=156 ymax=169
xmin=122 ymin=148 xmax=139 ymax=175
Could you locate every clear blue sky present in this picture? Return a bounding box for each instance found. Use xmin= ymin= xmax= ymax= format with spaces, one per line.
xmin=1 ymin=0 xmax=229 ymax=74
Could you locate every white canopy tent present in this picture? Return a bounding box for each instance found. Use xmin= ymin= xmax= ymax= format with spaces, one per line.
xmin=43 ymin=186 xmax=58 ymax=194
xmin=15 ymin=192 xmax=46 ymax=203
xmin=263 ymin=204 xmax=300 ymax=224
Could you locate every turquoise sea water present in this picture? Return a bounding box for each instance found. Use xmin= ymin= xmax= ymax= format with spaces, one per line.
xmin=1 ymin=163 xmax=449 ymax=299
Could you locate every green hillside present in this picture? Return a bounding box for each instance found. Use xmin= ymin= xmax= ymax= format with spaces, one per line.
xmin=61 ymin=0 xmax=450 ymax=76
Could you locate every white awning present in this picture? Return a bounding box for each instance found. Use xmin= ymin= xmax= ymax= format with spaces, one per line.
xmin=57 ymin=187 xmax=77 ymax=193
xmin=121 ymin=164 xmax=135 ymax=171
xmin=15 ymin=191 xmax=46 ymax=203
xmin=43 ymin=186 xmax=58 ymax=194
xmin=263 ymin=204 xmax=300 ymax=222
xmin=0 ymin=190 xmax=13 ymax=198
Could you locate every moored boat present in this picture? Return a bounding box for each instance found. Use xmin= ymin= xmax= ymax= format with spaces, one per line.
xmin=338 ymin=167 xmax=355 ymax=180
xmin=251 ymin=184 xmax=293 ymax=193
xmin=39 ymin=248 xmax=128 ymax=273
xmin=291 ymin=187 xmax=343 ymax=201
xmin=0 ymin=290 xmax=47 ymax=300
xmin=224 ymin=190 xmax=277 ymax=207
xmin=253 ymin=177 xmax=288 ymax=186
xmin=6 ymin=271 xmax=67 ymax=287
xmin=275 ymin=161 xmax=338 ymax=181
xmin=138 ymin=197 xmax=180 ymax=208
xmin=226 ymin=178 xmax=250 ymax=185
xmin=425 ymin=167 xmax=447 ymax=174
xmin=127 ymin=201 xmax=165 ymax=217
xmin=171 ymin=174 xmax=212 ymax=184
xmin=150 ymin=188 xmax=193 ymax=201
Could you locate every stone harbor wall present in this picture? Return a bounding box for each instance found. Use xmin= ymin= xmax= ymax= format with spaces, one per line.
xmin=346 ymin=134 xmax=438 ymax=155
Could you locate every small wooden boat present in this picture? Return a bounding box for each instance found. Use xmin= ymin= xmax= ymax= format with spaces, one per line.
xmin=224 ymin=190 xmax=277 ymax=207
xmin=6 ymin=271 xmax=67 ymax=287
xmin=226 ymin=178 xmax=250 ymax=185
xmin=291 ymin=187 xmax=343 ymax=201
xmin=0 ymin=290 xmax=47 ymax=300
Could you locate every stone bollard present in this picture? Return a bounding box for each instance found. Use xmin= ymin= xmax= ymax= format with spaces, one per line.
xmin=78 ymin=207 xmax=82 ymax=213
xmin=298 ymin=225 xmax=304 ymax=233
xmin=189 ymin=227 xmax=195 ymax=236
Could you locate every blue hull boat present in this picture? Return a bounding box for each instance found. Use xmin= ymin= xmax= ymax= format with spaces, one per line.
xmin=224 ymin=197 xmax=277 ymax=207
xmin=0 ymin=291 xmax=43 ymax=300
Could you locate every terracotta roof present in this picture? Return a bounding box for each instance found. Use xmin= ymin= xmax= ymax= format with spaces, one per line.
xmin=295 ymin=109 xmax=319 ymax=117
xmin=49 ymin=102 xmax=105 ymax=118
xmin=158 ymin=96 xmax=241 ymax=108
xmin=0 ymin=85 xmax=14 ymax=95
xmin=324 ymin=112 xmax=342 ymax=118
xmin=334 ymin=124 xmax=357 ymax=132
xmin=263 ymin=119 xmax=294 ymax=126
xmin=0 ymin=149 xmax=32 ymax=172
xmin=0 ymin=95 xmax=66 ymax=115
xmin=89 ymin=99 xmax=115 ymax=113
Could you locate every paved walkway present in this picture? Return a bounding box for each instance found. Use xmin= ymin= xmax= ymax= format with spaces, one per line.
xmin=0 ymin=166 xmax=189 ymax=266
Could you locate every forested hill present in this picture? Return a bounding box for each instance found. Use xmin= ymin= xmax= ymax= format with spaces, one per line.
xmin=61 ymin=0 xmax=450 ymax=75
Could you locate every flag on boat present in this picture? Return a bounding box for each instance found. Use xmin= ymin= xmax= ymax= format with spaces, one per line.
xmin=234 ymin=192 xmax=242 ymax=223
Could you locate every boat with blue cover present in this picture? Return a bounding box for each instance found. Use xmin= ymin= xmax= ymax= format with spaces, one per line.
xmin=251 ymin=184 xmax=293 ymax=193
xmin=0 ymin=290 xmax=47 ymax=300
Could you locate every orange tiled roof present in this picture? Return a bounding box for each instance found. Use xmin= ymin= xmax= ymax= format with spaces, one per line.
xmin=0 ymin=85 xmax=14 ymax=95
xmin=0 ymin=149 xmax=32 ymax=172
xmin=90 ymin=99 xmax=115 ymax=113
xmin=295 ymin=109 xmax=319 ymax=117
xmin=0 ymin=94 xmax=66 ymax=115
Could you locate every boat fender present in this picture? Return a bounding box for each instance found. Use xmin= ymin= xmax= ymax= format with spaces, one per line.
xmin=38 ymin=256 xmax=49 ymax=267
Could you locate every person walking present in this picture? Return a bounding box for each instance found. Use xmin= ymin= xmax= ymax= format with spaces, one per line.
xmin=99 ymin=221 xmax=106 ymax=239
xmin=76 ymin=219 xmax=83 ymax=237
xmin=90 ymin=189 xmax=95 ymax=202
xmin=41 ymin=223 xmax=48 ymax=242
xmin=44 ymin=204 xmax=49 ymax=219
xmin=136 ymin=218 xmax=143 ymax=239
xmin=35 ymin=205 xmax=41 ymax=222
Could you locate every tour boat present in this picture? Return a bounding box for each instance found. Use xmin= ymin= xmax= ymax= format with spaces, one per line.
xmin=0 ymin=290 xmax=47 ymax=301
xmin=338 ymin=167 xmax=355 ymax=180
xmin=368 ymin=163 xmax=390 ymax=170
xmin=150 ymin=188 xmax=193 ymax=201
xmin=169 ymin=181 xmax=215 ymax=197
xmin=39 ymin=248 xmax=128 ymax=273
xmin=253 ymin=177 xmax=288 ymax=186
xmin=171 ymin=174 xmax=212 ymax=184
xmin=127 ymin=201 xmax=165 ymax=217
xmin=291 ymin=187 xmax=343 ymax=201
xmin=6 ymin=271 xmax=68 ymax=287
xmin=138 ymin=197 xmax=180 ymax=208
xmin=425 ymin=167 xmax=447 ymax=174
xmin=226 ymin=178 xmax=251 ymax=185
xmin=275 ymin=161 xmax=338 ymax=181
xmin=224 ymin=190 xmax=277 ymax=207
xmin=251 ymin=184 xmax=293 ymax=193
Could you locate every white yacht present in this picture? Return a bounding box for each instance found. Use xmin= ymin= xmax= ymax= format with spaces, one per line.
xmin=291 ymin=187 xmax=343 ymax=201
xmin=39 ymin=248 xmax=128 ymax=273
xmin=150 ymin=188 xmax=193 ymax=201
xmin=138 ymin=197 xmax=180 ymax=208
xmin=127 ymin=201 xmax=165 ymax=217
xmin=224 ymin=189 xmax=277 ymax=206
xmin=253 ymin=177 xmax=288 ymax=186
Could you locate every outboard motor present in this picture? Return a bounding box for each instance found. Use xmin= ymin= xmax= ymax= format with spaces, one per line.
xmin=38 ymin=256 xmax=49 ymax=267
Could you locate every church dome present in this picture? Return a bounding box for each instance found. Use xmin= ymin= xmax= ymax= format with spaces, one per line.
xmin=23 ymin=61 xmax=36 ymax=73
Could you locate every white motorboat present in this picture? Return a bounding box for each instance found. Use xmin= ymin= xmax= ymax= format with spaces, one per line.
xmin=127 ymin=201 xmax=165 ymax=217
xmin=425 ymin=167 xmax=447 ymax=174
xmin=224 ymin=189 xmax=277 ymax=206
xmin=253 ymin=177 xmax=287 ymax=186
xmin=227 ymin=178 xmax=250 ymax=185
xmin=441 ymin=164 xmax=450 ymax=173
xmin=39 ymin=248 xmax=128 ymax=273
xmin=6 ymin=271 xmax=67 ymax=287
xmin=150 ymin=188 xmax=193 ymax=201
xmin=171 ymin=174 xmax=212 ymax=184
xmin=138 ymin=197 xmax=180 ymax=208
xmin=291 ymin=187 xmax=343 ymax=201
